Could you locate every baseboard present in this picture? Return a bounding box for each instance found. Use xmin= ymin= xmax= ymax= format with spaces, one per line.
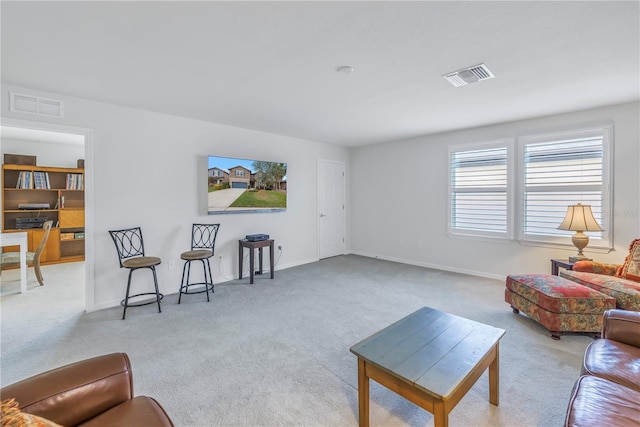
xmin=87 ymin=299 xmax=121 ymax=312
xmin=349 ymin=250 xmax=505 ymax=281
xmin=219 ymin=256 xmax=318 ymax=282
xmin=274 ymin=257 xmax=318 ymax=272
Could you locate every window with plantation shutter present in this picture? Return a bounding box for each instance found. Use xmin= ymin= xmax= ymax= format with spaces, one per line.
xmin=518 ymin=125 xmax=612 ymax=248
xmin=448 ymin=124 xmax=612 ymax=250
xmin=448 ymin=142 xmax=512 ymax=239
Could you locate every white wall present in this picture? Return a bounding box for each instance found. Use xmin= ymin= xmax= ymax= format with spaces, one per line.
xmin=3 ymin=83 xmax=637 ymax=308
xmin=1 ymin=138 xmax=84 ymax=168
xmin=1 ymin=84 xmax=349 ymax=311
xmin=350 ymin=101 xmax=640 ymax=279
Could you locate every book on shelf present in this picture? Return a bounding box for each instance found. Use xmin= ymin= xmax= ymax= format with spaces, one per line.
xmin=65 ymin=173 xmax=83 ymax=190
xmin=15 ymin=171 xmax=52 ymax=189
xmin=16 ymin=171 xmax=34 ymax=189
xmin=34 ymin=171 xmax=44 ymax=189
xmin=33 ymin=171 xmax=51 ymax=189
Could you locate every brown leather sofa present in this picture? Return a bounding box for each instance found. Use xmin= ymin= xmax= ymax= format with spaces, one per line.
xmin=1 ymin=352 xmax=174 ymax=426
xmin=564 ymin=309 xmax=640 ymax=426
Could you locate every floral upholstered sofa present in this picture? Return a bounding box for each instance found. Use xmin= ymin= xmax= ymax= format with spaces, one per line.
xmin=560 ymin=238 xmax=640 ymax=311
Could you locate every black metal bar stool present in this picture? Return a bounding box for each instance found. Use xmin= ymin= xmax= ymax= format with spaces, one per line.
xmin=108 ymin=227 xmax=163 ymax=319
xmin=179 ymin=223 xmax=220 ymax=303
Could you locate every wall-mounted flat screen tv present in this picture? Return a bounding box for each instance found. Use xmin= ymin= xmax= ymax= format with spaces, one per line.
xmin=207 ymin=155 xmax=287 ymax=214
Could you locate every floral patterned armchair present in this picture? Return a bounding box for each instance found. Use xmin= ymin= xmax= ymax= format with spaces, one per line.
xmin=559 ymin=239 xmax=640 ymax=311
xmin=573 ymin=238 xmax=640 ymax=283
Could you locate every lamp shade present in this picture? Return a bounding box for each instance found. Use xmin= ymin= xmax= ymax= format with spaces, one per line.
xmin=557 ymin=203 xmax=603 ymax=232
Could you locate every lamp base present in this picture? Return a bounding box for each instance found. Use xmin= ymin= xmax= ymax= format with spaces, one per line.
xmin=569 ymin=231 xmax=592 ymax=264
xmin=569 ymin=255 xmax=592 ymax=263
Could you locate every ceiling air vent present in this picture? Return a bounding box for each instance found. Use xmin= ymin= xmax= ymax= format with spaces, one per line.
xmin=443 ymin=64 xmax=495 ymax=87
xmin=9 ymin=92 xmax=64 ymax=118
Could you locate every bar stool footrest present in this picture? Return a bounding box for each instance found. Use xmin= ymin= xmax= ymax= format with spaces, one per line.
xmin=121 ymin=292 xmax=164 ymax=308
xmin=180 ymin=282 xmax=214 ymax=295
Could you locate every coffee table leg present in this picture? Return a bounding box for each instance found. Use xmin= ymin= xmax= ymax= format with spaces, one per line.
xmin=433 ymin=402 xmax=448 ymax=427
xmin=357 ymin=358 xmax=369 ymax=427
xmin=489 ymin=343 xmax=499 ymax=406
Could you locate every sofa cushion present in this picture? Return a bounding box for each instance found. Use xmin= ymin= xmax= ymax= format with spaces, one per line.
xmin=581 ymin=338 xmax=640 ymax=393
xmin=617 ymin=238 xmax=640 ymax=283
xmin=573 ymin=260 xmax=619 ymax=276
xmin=564 ymin=375 xmax=640 ymax=427
xmin=79 ymin=397 xmax=174 ymax=427
xmin=560 ymin=270 xmax=640 ymax=311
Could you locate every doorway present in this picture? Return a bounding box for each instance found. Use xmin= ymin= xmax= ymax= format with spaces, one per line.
xmin=1 ymin=118 xmax=93 ymax=310
xmin=317 ymin=159 xmax=346 ymax=259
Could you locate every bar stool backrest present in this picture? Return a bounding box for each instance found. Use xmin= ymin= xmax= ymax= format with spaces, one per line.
xmin=191 ymin=223 xmax=220 ymax=252
xmin=109 ymin=227 xmax=146 ymax=268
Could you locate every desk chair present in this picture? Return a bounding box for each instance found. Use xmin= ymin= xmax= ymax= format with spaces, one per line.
xmin=108 ymin=227 xmax=163 ymax=319
xmin=179 ymin=223 xmax=220 ymax=303
xmin=0 ymin=220 xmax=53 ymax=286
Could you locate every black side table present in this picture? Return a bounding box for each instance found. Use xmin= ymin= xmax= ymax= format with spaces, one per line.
xmin=551 ymin=259 xmax=576 ymax=276
xmin=238 ymin=239 xmax=275 ymax=284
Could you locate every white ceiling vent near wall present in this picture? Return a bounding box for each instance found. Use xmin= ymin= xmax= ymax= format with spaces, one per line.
xmin=9 ymin=92 xmax=64 ymax=118
xmin=443 ymin=64 xmax=495 ymax=87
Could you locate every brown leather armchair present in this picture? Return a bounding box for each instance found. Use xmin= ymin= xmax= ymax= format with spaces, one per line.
xmin=565 ymin=309 xmax=640 ymax=426
xmin=1 ymin=353 xmax=174 ymax=426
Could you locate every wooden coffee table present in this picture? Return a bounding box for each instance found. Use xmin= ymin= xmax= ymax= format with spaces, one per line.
xmin=350 ymin=307 xmax=506 ymax=427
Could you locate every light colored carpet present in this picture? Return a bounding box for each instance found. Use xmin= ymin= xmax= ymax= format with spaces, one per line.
xmin=1 ymin=255 xmax=590 ymax=426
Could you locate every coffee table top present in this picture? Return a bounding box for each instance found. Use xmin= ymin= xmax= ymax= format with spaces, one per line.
xmin=350 ymin=306 xmax=505 ymax=401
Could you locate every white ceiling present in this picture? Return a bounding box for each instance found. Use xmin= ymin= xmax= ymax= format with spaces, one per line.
xmin=1 ymin=1 xmax=638 ymax=147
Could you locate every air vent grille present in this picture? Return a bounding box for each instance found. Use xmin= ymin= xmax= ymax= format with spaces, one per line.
xmin=443 ymin=64 xmax=495 ymax=87
xmin=9 ymin=92 xmax=64 ymax=118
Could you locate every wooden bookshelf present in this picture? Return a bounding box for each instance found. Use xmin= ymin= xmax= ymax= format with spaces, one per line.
xmin=2 ymin=164 xmax=85 ymax=265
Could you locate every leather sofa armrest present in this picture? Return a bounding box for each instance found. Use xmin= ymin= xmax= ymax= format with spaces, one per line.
xmin=0 ymin=353 xmax=134 ymax=426
xmin=573 ymin=260 xmax=620 ymax=276
xmin=602 ymin=309 xmax=640 ymax=348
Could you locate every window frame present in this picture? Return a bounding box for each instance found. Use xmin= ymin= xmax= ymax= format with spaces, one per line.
xmin=447 ymin=122 xmax=613 ymax=251
xmin=447 ymin=139 xmax=514 ymax=240
xmin=516 ymin=123 xmax=613 ymax=251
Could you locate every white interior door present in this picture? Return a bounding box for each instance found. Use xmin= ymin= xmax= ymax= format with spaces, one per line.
xmin=318 ymin=159 xmax=345 ymax=259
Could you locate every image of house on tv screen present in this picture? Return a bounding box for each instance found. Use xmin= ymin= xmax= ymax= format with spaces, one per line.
xmin=207 ymin=155 xmax=287 ymax=214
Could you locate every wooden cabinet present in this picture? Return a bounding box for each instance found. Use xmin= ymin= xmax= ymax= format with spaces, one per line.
xmin=59 ymin=209 xmax=84 ymax=228
xmin=2 ymin=164 xmax=84 ymax=265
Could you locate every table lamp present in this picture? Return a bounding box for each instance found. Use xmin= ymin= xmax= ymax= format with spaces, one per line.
xmin=557 ymin=203 xmax=603 ymax=262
